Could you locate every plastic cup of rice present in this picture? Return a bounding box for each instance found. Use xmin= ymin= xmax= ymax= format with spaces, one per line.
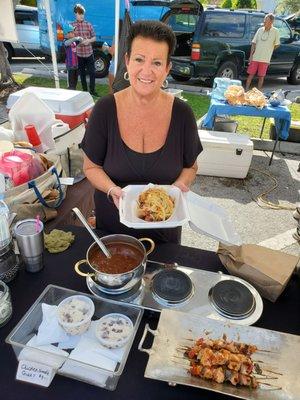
xmin=57 ymin=295 xmax=95 ymax=335
xmin=95 ymin=313 xmax=133 ymax=349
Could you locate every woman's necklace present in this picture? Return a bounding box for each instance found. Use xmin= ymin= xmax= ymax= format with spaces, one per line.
xmin=261 ymin=29 xmax=270 ymax=41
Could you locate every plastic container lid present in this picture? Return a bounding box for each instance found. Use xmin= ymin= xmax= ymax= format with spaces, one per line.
xmin=7 ymin=87 xmax=94 ymax=116
xmin=95 ymin=313 xmax=133 ymax=349
xmin=57 ymin=295 xmax=95 ymax=336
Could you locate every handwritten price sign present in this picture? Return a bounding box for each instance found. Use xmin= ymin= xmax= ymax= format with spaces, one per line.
xmin=16 ymin=360 xmax=55 ymax=387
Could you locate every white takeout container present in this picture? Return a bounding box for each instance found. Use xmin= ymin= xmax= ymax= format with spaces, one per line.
xmin=57 ymin=294 xmax=95 ymax=336
xmin=95 ymin=313 xmax=133 ymax=349
xmin=119 ymin=184 xmax=242 ymax=246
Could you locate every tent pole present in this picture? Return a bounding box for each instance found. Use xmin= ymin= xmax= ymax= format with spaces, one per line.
xmin=45 ymin=0 xmax=60 ymax=88
xmin=114 ymin=0 xmax=120 ymax=76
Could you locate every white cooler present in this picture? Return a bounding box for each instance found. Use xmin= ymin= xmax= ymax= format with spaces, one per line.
xmin=197 ymin=130 xmax=253 ymax=179
xmin=7 ymin=87 xmax=94 ymax=129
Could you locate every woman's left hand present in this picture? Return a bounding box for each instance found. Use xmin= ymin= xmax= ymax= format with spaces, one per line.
xmin=173 ymin=181 xmax=189 ymax=192
xmin=109 ymin=186 xmax=123 ymax=209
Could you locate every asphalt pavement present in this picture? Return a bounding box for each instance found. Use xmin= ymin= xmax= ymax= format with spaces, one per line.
xmin=3 ymin=59 xmax=300 ymax=257
xmin=10 ymin=59 xmax=300 ymax=101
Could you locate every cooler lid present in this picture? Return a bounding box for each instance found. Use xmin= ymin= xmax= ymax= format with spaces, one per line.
xmin=7 ymin=87 xmax=94 ymax=116
xmin=186 ymin=191 xmax=242 ymax=246
xmin=198 ymin=130 xmax=253 ymax=147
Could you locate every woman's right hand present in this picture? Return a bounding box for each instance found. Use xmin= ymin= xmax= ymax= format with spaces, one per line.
xmin=108 ymin=186 xmax=123 ymax=209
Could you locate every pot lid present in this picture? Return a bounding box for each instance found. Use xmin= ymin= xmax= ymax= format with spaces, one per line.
xmin=185 ymin=191 xmax=242 ymax=246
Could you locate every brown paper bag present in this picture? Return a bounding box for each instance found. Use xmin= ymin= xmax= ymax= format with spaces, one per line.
xmin=217 ymin=243 xmax=298 ymax=302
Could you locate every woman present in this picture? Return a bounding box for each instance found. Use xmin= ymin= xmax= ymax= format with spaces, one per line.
xmin=81 ymin=20 xmax=202 ymax=243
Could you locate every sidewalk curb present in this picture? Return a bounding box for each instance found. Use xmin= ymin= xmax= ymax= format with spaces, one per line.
xmin=252 ymin=137 xmax=300 ymax=155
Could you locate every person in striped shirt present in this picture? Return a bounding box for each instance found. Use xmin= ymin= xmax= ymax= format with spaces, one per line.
xmin=72 ymin=4 xmax=98 ymax=96
xmin=63 ymin=24 xmax=83 ymax=90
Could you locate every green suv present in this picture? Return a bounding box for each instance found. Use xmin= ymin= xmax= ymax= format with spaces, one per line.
xmin=134 ymin=1 xmax=300 ymax=85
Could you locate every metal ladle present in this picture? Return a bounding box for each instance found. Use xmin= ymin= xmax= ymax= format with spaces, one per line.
xmin=72 ymin=207 xmax=111 ymax=258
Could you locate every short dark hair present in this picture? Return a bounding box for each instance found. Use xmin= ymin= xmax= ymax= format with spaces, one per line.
xmin=74 ymin=3 xmax=85 ymax=14
xmin=127 ymin=20 xmax=176 ymax=64
xmin=265 ymin=13 xmax=275 ymax=22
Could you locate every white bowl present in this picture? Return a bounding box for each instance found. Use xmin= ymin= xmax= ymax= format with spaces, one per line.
xmin=57 ymin=295 xmax=95 ymax=336
xmin=95 ymin=313 xmax=133 ymax=349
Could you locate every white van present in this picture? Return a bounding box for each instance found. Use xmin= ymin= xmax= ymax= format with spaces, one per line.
xmin=4 ymin=5 xmax=43 ymax=61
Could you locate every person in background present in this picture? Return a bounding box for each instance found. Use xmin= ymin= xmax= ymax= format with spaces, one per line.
xmin=246 ymin=13 xmax=280 ymax=91
xmin=101 ymin=41 xmax=115 ymax=94
xmin=81 ymin=21 xmax=202 ymax=244
xmin=72 ymin=3 xmax=98 ymax=96
xmin=63 ymin=24 xmax=83 ymax=90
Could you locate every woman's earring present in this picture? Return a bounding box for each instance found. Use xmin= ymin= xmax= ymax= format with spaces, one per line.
xmin=124 ymin=71 xmax=129 ymax=81
xmin=162 ymin=79 xmax=168 ymax=89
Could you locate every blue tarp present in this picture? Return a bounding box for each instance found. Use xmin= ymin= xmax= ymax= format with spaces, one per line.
xmin=202 ymin=99 xmax=291 ymax=140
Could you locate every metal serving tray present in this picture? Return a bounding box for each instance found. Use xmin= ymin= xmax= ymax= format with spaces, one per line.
xmin=139 ymin=309 xmax=300 ymax=400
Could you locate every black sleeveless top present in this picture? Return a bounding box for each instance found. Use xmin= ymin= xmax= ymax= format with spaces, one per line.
xmin=81 ymin=94 xmax=202 ymax=243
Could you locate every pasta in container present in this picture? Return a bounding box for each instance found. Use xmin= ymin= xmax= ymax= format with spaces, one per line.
xmin=119 ymin=184 xmax=189 ymax=229
xmin=137 ymin=187 xmax=175 ymax=222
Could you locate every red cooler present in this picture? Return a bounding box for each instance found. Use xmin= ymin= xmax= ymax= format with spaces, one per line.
xmin=7 ymin=87 xmax=95 ymax=129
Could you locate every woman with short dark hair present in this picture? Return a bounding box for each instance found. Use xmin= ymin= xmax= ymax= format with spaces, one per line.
xmin=81 ymin=20 xmax=202 ymax=244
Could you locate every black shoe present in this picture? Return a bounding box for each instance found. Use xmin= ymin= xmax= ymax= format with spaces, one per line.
xmin=90 ymin=91 xmax=99 ymax=97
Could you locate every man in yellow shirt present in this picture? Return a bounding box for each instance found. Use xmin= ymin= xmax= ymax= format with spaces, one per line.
xmin=246 ymin=14 xmax=280 ymax=91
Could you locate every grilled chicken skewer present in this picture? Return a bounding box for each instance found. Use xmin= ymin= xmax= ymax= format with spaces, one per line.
xmin=184 ymin=336 xmax=261 ymax=389
xmin=189 ymin=364 xmax=258 ymax=388
xmin=186 ymin=346 xmax=254 ymax=375
xmin=191 ymin=337 xmax=258 ymax=356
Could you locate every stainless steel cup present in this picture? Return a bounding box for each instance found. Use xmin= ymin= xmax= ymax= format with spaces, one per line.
xmin=14 ymin=219 xmax=44 ymax=273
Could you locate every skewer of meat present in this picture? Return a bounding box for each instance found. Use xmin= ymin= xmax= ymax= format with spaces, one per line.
xmin=186 ymin=347 xmax=254 ymax=375
xmin=190 ymin=364 xmax=258 ymax=388
xmin=193 ymin=337 xmax=258 ymax=356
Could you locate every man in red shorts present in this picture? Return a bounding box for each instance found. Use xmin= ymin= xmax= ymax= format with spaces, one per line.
xmin=246 ymin=13 xmax=280 ymax=91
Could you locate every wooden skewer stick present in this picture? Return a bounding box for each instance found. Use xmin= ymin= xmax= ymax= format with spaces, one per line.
xmin=170 ymin=359 xmax=190 ymax=369
xmin=259 ymin=382 xmax=282 ymax=390
xmin=256 ymin=376 xmax=279 ymax=380
xmin=256 ymin=349 xmax=278 ymax=354
xmin=263 ymin=369 xmax=283 ymax=376
xmin=172 ymin=355 xmax=189 ymax=361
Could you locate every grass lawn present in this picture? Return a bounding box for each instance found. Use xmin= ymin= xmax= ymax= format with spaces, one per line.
xmin=13 ymin=73 xmax=300 ymax=140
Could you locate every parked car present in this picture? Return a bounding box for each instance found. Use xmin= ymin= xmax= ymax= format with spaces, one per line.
xmin=37 ymin=0 xmax=169 ymax=78
xmin=4 ymin=5 xmax=43 ymax=61
xmin=285 ymin=13 xmax=300 ymax=34
xmin=133 ymin=1 xmax=300 ymax=85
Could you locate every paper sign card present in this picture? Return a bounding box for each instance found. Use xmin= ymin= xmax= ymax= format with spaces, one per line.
xmin=16 ymin=360 xmax=55 ymax=387
xmin=60 ymin=177 xmax=75 ymax=186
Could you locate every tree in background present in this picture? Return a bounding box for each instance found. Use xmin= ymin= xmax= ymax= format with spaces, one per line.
xmin=233 ymin=0 xmax=254 ymax=8
xmin=221 ymin=0 xmax=233 ymax=8
xmin=20 ymin=0 xmax=37 ymax=6
xmin=276 ymin=0 xmax=300 ymax=15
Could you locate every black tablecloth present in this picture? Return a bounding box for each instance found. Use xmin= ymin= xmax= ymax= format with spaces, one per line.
xmin=2 ymin=226 xmax=300 ymax=400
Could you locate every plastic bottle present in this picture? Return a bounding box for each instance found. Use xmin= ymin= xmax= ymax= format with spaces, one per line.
xmin=0 ymin=200 xmax=11 ymax=250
